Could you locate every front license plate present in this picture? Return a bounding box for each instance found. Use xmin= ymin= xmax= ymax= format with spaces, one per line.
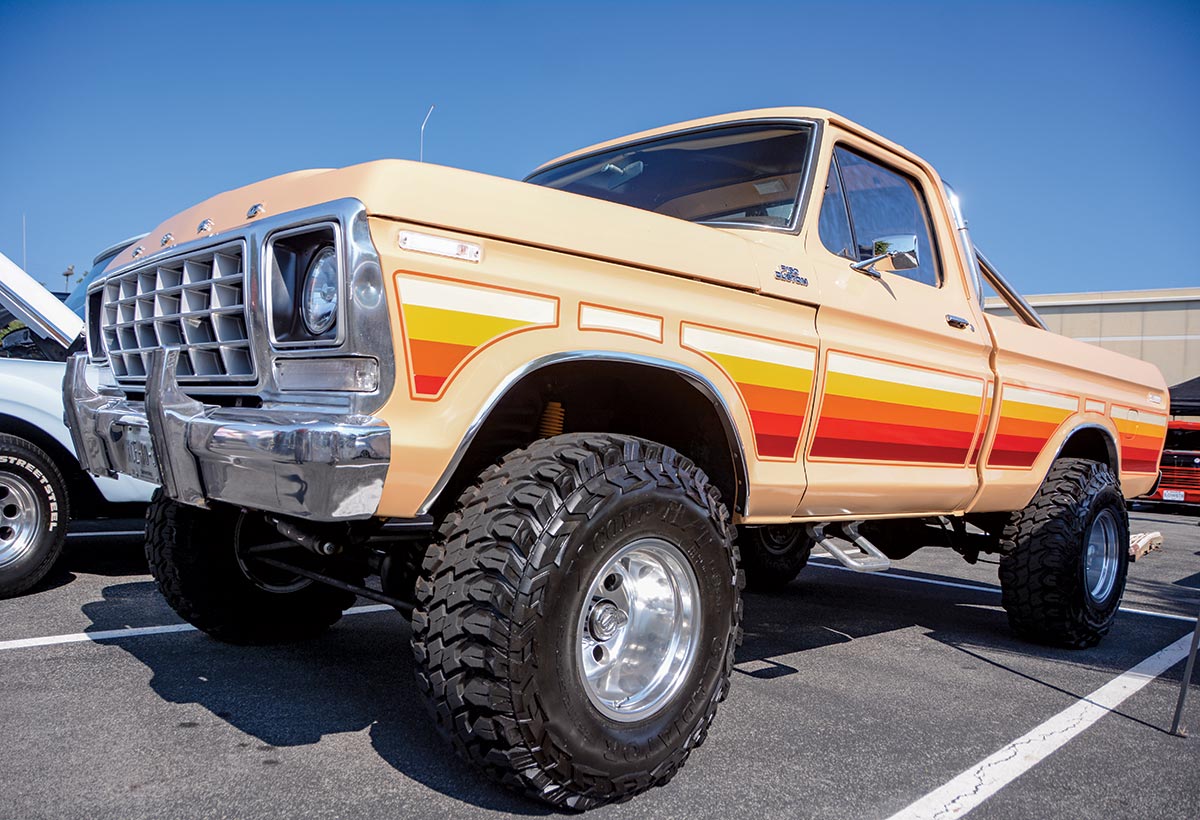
xmin=1163 ymin=489 xmax=1185 ymax=502
xmin=120 ymin=424 xmax=160 ymax=483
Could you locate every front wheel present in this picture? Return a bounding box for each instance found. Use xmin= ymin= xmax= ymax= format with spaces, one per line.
xmin=412 ymin=434 xmax=743 ymax=809
xmin=144 ymin=491 xmax=356 ymax=644
xmin=0 ymin=433 xmax=69 ymax=598
xmin=999 ymin=458 xmax=1129 ymax=648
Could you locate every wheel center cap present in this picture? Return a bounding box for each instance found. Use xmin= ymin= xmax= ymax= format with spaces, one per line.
xmin=589 ymin=601 xmax=628 ymax=642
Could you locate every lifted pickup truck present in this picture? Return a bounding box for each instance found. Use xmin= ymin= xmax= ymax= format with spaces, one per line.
xmin=65 ymin=107 xmax=1168 ymax=809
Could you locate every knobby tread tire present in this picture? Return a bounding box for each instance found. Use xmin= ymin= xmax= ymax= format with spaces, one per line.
xmin=0 ymin=433 xmax=69 ymax=598
xmin=998 ymin=458 xmax=1129 ymax=649
xmin=145 ymin=491 xmax=354 ymax=645
xmin=411 ymin=433 xmax=743 ymax=810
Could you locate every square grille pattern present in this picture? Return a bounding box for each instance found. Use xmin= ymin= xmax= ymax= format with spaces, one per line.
xmin=100 ymin=242 xmax=255 ymax=383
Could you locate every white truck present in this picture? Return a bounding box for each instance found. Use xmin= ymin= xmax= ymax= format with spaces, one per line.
xmin=0 ymin=241 xmax=154 ymax=596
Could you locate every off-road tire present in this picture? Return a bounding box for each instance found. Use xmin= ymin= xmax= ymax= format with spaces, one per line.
xmin=412 ymin=433 xmax=743 ymax=810
xmin=0 ymin=434 xmax=69 ymax=598
xmin=145 ymin=491 xmax=355 ymax=644
xmin=998 ymin=458 xmax=1129 ymax=648
xmin=738 ymin=524 xmax=812 ymax=592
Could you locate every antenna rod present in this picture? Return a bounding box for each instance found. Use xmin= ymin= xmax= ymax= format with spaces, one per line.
xmin=420 ymin=104 xmax=435 ymax=163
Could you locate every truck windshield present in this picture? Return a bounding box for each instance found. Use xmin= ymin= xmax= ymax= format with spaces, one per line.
xmin=526 ymin=123 xmax=813 ymax=229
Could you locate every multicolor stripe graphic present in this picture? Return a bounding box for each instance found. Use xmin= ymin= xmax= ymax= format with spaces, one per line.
xmin=395 ymin=273 xmax=557 ymax=397
xmin=681 ymin=324 xmax=815 ymax=460
xmin=810 ymin=352 xmax=986 ymax=465
xmin=578 ymin=303 xmax=663 ymax=341
xmin=968 ymin=381 xmax=995 ymax=466
xmin=987 ymin=385 xmax=1078 ymax=468
xmin=1113 ymin=406 xmax=1168 ymax=474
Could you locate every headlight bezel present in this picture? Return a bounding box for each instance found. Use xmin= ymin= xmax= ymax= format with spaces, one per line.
xmin=265 ymin=222 xmax=344 ymax=347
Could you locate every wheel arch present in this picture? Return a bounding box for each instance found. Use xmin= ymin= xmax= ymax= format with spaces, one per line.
xmin=1054 ymin=423 xmax=1120 ymax=473
xmin=419 ymin=351 xmax=750 ymax=520
xmin=0 ymin=412 xmax=102 ymax=517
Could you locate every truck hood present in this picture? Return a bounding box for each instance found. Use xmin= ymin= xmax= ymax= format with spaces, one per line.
xmin=106 ymin=161 xmax=760 ymax=291
xmin=0 ymin=251 xmax=83 ymax=349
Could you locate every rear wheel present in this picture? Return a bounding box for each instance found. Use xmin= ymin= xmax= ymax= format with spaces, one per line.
xmin=738 ymin=524 xmax=812 ymax=592
xmin=144 ymin=491 xmax=355 ymax=644
xmin=999 ymin=458 xmax=1129 ymax=648
xmin=0 ymin=433 xmax=69 ymax=598
xmin=412 ymin=433 xmax=742 ymax=809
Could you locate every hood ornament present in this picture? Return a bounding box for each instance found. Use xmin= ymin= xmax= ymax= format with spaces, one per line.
xmin=247 ymin=203 xmax=265 ymax=219
xmin=160 ymin=232 xmax=174 ymax=247
xmin=197 ymin=218 xmax=214 ymax=234
xmin=131 ymin=245 xmax=145 ymax=259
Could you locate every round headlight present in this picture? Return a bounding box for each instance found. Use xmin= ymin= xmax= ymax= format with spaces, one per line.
xmin=301 ymin=246 xmax=339 ymax=335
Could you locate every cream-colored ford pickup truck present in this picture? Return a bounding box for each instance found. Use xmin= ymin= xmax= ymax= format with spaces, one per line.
xmin=64 ymin=107 xmax=1168 ymax=809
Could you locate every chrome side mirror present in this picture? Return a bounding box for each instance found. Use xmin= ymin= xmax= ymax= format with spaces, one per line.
xmin=850 ymin=234 xmax=919 ymax=278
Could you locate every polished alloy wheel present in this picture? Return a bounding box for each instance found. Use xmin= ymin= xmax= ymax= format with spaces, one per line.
xmin=576 ymin=537 xmax=701 ymax=722
xmin=0 ymin=474 xmax=43 ymax=570
xmin=1084 ymin=508 xmax=1120 ymax=602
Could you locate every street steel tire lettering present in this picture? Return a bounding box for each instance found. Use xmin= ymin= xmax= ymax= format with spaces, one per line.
xmin=144 ymin=491 xmax=356 ymax=645
xmin=0 ymin=434 xmax=68 ymax=598
xmin=998 ymin=458 xmax=1130 ymax=648
xmin=411 ymin=433 xmax=743 ymax=809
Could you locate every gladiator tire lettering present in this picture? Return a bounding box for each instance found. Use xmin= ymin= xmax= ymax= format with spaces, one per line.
xmin=411 ymin=434 xmax=743 ymax=810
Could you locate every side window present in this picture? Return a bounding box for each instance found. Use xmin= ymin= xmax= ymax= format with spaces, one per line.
xmin=832 ymin=147 xmax=941 ymax=287
xmin=818 ymin=152 xmax=855 ymax=260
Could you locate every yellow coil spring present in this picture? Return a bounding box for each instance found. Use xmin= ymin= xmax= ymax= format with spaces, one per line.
xmin=539 ymin=400 xmax=565 ymax=438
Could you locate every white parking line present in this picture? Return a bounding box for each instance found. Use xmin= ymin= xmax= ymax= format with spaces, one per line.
xmin=0 ymin=604 xmax=394 ymax=652
xmin=66 ymin=530 xmax=144 ymax=538
xmin=808 ymin=559 xmax=1198 ymax=623
xmin=886 ymin=632 xmax=1194 ymax=820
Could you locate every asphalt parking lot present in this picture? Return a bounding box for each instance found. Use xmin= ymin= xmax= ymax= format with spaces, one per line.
xmin=2 ymin=509 xmax=1198 ymax=820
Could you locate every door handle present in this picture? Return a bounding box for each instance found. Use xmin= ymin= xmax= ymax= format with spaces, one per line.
xmin=946 ymin=314 xmax=973 ymax=331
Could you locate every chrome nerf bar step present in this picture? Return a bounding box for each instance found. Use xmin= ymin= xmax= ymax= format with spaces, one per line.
xmin=806 ymin=522 xmax=892 ymax=573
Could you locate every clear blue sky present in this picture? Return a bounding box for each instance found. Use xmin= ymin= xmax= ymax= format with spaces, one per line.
xmin=2 ymin=1 xmax=1197 ymax=295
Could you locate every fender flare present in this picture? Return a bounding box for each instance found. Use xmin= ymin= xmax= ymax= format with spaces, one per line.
xmin=417 ymin=350 xmax=751 ymax=516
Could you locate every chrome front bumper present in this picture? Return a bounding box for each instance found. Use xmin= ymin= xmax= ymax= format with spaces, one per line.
xmin=63 ymin=350 xmax=390 ymax=521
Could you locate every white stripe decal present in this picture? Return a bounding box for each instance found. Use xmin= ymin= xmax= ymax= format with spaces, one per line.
xmin=397 ymin=276 xmax=556 ymax=324
xmin=1003 ymin=385 xmax=1079 ymax=412
xmin=828 ymin=351 xmax=982 ymax=397
xmin=579 ymin=305 xmax=662 ymax=339
xmin=887 ymin=633 xmax=1194 ymax=820
xmin=682 ymin=325 xmax=815 ymax=370
xmin=1084 ymin=399 xmax=1106 ymax=414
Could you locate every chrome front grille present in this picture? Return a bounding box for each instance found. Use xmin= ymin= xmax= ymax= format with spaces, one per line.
xmin=100 ymin=241 xmax=255 ymax=383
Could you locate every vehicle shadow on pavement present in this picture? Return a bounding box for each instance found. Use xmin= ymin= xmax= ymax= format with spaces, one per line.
xmin=81 ymin=582 xmax=549 ymax=815
xmin=80 ymin=569 xmax=1192 ymax=814
xmin=739 ymin=566 xmax=1194 ymax=690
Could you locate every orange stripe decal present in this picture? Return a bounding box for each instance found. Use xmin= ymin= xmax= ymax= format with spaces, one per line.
xmin=987 ymin=385 xmax=1078 ymax=469
xmin=681 ymin=324 xmax=815 ymax=461
xmin=395 ymin=272 xmax=558 ymax=399
xmin=810 ymin=352 xmax=986 ymax=465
